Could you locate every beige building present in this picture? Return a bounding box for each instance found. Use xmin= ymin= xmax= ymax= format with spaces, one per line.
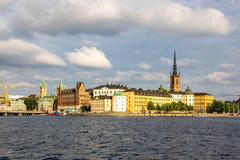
xmin=90 ymin=96 xmax=112 ymax=113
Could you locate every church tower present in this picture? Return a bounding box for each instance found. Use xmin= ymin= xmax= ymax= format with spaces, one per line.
xmin=40 ymin=80 xmax=47 ymax=98
xmin=170 ymin=51 xmax=181 ymax=93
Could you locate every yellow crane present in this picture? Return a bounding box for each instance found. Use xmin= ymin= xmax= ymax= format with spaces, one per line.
xmin=0 ymin=83 xmax=16 ymax=105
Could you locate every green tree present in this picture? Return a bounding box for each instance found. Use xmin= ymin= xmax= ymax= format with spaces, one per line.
xmin=208 ymin=100 xmax=224 ymax=113
xmin=147 ymin=101 xmax=155 ymax=110
xmin=81 ymin=105 xmax=91 ymax=112
xmin=24 ymin=98 xmax=38 ymax=111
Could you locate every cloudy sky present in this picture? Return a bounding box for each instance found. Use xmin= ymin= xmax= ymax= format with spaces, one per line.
xmin=0 ymin=0 xmax=239 ymax=100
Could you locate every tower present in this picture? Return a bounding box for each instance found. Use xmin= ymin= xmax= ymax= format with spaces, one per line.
xmin=40 ymin=80 xmax=47 ymax=98
xmin=57 ymin=80 xmax=64 ymax=107
xmin=170 ymin=50 xmax=181 ymax=93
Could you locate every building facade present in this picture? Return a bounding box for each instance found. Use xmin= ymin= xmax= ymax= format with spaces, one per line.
xmin=194 ymin=93 xmax=214 ymax=113
xmin=92 ymin=84 xmax=127 ymax=98
xmin=40 ymin=80 xmax=47 ymax=98
xmin=90 ymin=96 xmax=112 ymax=113
xmin=124 ymin=89 xmax=173 ymax=113
xmin=38 ymin=96 xmax=55 ymax=113
xmin=57 ymin=81 xmax=91 ymax=113
xmin=112 ymin=92 xmax=126 ymax=112
xmin=9 ymin=99 xmax=26 ymax=111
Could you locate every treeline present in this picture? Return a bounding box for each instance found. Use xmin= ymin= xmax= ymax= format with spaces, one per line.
xmin=207 ymin=100 xmax=240 ymax=113
xmin=147 ymin=101 xmax=193 ymax=112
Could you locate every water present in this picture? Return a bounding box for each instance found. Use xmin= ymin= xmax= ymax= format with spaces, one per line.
xmin=0 ymin=116 xmax=240 ymax=160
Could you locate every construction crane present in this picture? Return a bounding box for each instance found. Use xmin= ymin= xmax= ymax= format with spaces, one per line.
xmin=0 ymin=83 xmax=16 ymax=105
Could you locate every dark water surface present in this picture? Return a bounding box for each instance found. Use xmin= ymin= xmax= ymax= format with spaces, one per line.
xmin=0 ymin=116 xmax=240 ymax=160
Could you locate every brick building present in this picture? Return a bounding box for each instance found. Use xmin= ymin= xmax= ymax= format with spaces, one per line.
xmin=57 ymin=81 xmax=90 ymax=113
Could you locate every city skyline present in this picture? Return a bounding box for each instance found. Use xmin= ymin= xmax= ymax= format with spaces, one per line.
xmin=0 ymin=0 xmax=239 ymax=100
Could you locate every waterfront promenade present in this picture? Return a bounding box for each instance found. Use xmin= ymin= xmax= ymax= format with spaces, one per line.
xmin=0 ymin=111 xmax=45 ymax=116
xmin=69 ymin=112 xmax=240 ymax=118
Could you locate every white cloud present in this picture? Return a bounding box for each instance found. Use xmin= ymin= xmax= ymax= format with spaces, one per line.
xmin=32 ymin=74 xmax=60 ymax=81
xmin=66 ymin=46 xmax=112 ymax=69
xmin=136 ymin=62 xmax=152 ymax=70
xmin=15 ymin=82 xmax=36 ymax=88
xmin=0 ymin=0 xmax=12 ymax=9
xmin=160 ymin=57 xmax=200 ymax=68
xmin=220 ymin=63 xmax=236 ymax=69
xmin=207 ymin=72 xmax=235 ymax=85
xmin=10 ymin=0 xmax=231 ymax=35
xmin=105 ymin=70 xmax=168 ymax=83
xmin=0 ymin=39 xmax=67 ymax=67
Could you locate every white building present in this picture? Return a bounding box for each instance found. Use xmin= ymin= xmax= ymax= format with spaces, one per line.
xmin=93 ymin=84 xmax=127 ymax=98
xmin=171 ymin=93 xmax=184 ymax=103
xmin=9 ymin=99 xmax=26 ymax=111
xmin=170 ymin=86 xmax=194 ymax=107
xmin=112 ymin=92 xmax=126 ymax=112
xmin=183 ymin=94 xmax=194 ymax=107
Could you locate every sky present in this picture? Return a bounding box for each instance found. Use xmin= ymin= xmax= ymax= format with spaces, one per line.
xmin=0 ymin=0 xmax=239 ymax=100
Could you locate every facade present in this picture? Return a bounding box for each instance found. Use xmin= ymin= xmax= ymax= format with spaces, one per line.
xmin=171 ymin=93 xmax=184 ymax=103
xmin=194 ymin=93 xmax=214 ymax=113
xmin=92 ymin=84 xmax=128 ymax=98
xmin=38 ymin=96 xmax=55 ymax=113
xmin=57 ymin=81 xmax=91 ymax=113
xmin=9 ymin=99 xmax=26 ymax=111
xmin=112 ymin=92 xmax=126 ymax=112
xmin=90 ymin=96 xmax=112 ymax=113
xmin=170 ymin=51 xmax=181 ymax=93
xmin=183 ymin=94 xmax=194 ymax=107
xmin=40 ymin=80 xmax=47 ymax=98
xmin=124 ymin=89 xmax=173 ymax=113
xmin=183 ymin=87 xmax=194 ymax=107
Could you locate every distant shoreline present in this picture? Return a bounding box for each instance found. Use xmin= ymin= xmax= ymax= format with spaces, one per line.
xmin=68 ymin=112 xmax=240 ymax=118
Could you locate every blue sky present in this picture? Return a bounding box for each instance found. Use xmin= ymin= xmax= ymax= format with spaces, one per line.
xmin=0 ymin=0 xmax=239 ymax=100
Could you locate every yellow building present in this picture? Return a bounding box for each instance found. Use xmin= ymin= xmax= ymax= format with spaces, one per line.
xmin=124 ymin=89 xmax=173 ymax=113
xmin=194 ymin=93 xmax=214 ymax=113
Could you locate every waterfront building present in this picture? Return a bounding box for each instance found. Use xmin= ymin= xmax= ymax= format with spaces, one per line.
xmin=38 ymin=96 xmax=55 ymax=113
xmin=40 ymin=80 xmax=47 ymax=98
xmin=183 ymin=87 xmax=194 ymax=107
xmin=124 ymin=89 xmax=173 ymax=113
xmin=57 ymin=81 xmax=91 ymax=113
xmin=170 ymin=51 xmax=181 ymax=93
xmin=9 ymin=99 xmax=26 ymax=111
xmin=171 ymin=93 xmax=184 ymax=103
xmin=194 ymin=93 xmax=214 ymax=113
xmin=92 ymin=83 xmax=128 ymax=98
xmin=90 ymin=96 xmax=112 ymax=113
xmin=112 ymin=92 xmax=126 ymax=112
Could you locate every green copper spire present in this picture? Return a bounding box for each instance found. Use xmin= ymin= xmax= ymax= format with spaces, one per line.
xmin=40 ymin=80 xmax=47 ymax=89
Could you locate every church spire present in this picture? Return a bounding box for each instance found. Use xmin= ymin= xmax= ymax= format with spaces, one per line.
xmin=172 ymin=50 xmax=177 ymax=75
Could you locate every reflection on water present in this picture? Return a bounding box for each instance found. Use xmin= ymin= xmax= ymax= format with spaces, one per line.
xmin=0 ymin=116 xmax=240 ymax=160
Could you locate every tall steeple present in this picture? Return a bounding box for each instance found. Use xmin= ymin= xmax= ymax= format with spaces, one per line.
xmin=172 ymin=50 xmax=177 ymax=75
xmin=170 ymin=50 xmax=181 ymax=93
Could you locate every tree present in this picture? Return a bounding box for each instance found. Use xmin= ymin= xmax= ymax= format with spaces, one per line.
xmin=81 ymin=105 xmax=91 ymax=112
xmin=147 ymin=101 xmax=155 ymax=110
xmin=24 ymin=98 xmax=38 ymax=111
xmin=208 ymin=100 xmax=224 ymax=113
